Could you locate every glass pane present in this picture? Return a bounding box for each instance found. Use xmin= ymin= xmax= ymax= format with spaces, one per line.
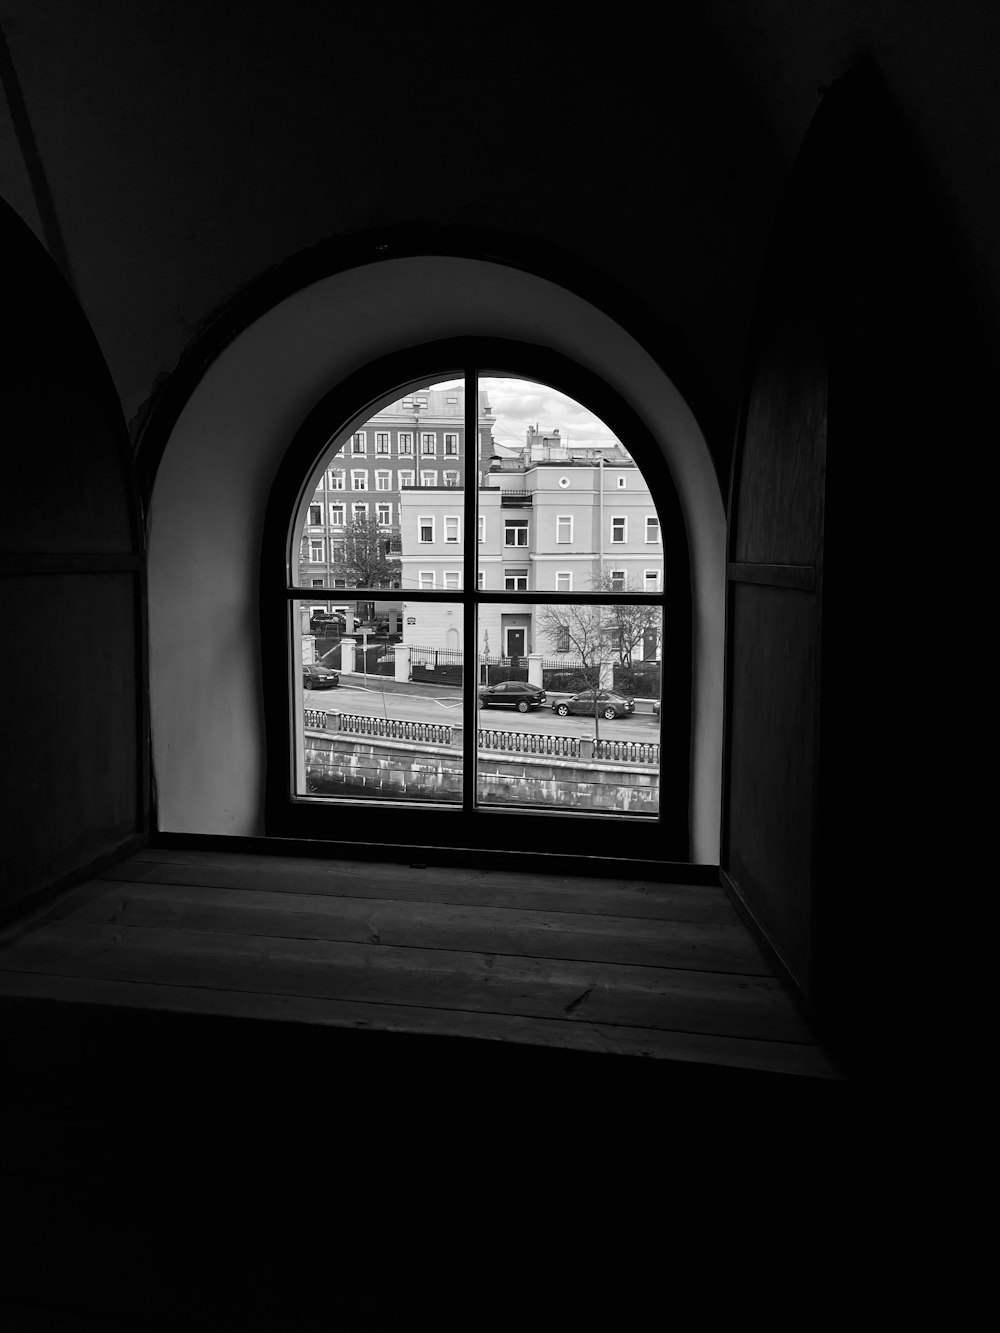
xmin=475 ymin=604 xmax=661 ymax=815
xmin=476 ymin=377 xmax=664 ymax=595
xmin=292 ymin=598 xmax=463 ymax=805
xmin=292 ymin=377 xmax=472 ymax=592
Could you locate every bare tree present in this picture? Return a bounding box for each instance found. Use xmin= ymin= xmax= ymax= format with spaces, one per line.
xmin=536 ymin=602 xmax=612 ymax=738
xmin=592 ymin=573 xmax=662 ymax=667
xmin=331 ymin=515 xmax=401 ymax=589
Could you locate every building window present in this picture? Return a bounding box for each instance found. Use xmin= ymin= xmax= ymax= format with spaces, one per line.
xmin=645 ymin=515 xmax=660 ymax=543
xmin=311 ymin=578 xmax=324 ymax=588
xmin=611 ymin=516 xmax=626 ymax=543
xmin=377 ymin=503 xmax=392 ymax=527
xmin=555 ymin=624 xmax=570 ymax=652
xmin=308 ymin=539 xmax=324 ymax=562
xmin=375 ymin=471 xmax=391 ymax=491
xmin=556 ymin=515 xmax=573 ymax=543
xmin=478 ymin=516 xmax=485 ymax=543
xmin=375 ymin=432 xmax=390 ymax=454
xmin=421 ymin=433 xmax=436 ymax=456
xmin=399 ymin=470 xmax=414 ymax=488
xmin=443 ymin=471 xmax=459 ymax=487
xmin=420 ymin=470 xmax=437 ymax=486
xmin=555 ymin=572 xmax=572 ymax=592
xmin=333 ymin=577 xmax=347 ymax=589
xmin=444 ymin=433 xmax=459 ymax=456
xmin=477 ymin=571 xmax=485 ymax=589
xmin=351 ymin=471 xmax=367 ymax=491
xmin=419 ymin=571 xmax=435 ymax=589
xmin=398 ymin=432 xmax=413 ymax=455
xmin=352 ymin=432 xmax=367 ymax=455
xmin=505 ymin=569 xmax=528 ymax=591
xmin=444 ymin=571 xmax=460 ymax=590
xmin=644 ymin=569 xmax=661 ymax=592
xmin=610 ymin=569 xmax=626 ymax=591
xmin=330 ymin=504 xmax=345 ymax=526
xmin=617 ymin=474 xmax=627 ymax=489
xmin=308 ymin=504 xmax=323 ymax=526
xmin=419 ymin=516 xmax=434 ymax=543
xmin=329 ymin=469 xmax=344 ymax=490
xmin=352 ymin=503 xmax=368 ymax=521
xmin=504 ymin=519 xmax=529 ymax=547
xmin=444 ymin=516 xmax=460 ymax=543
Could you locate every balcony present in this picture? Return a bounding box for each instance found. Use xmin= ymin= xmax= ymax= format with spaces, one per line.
xmin=500 ymin=489 xmax=532 ymax=506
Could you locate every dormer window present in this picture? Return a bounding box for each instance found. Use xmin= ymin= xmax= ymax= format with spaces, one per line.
xmin=269 ymin=351 xmax=678 ymax=861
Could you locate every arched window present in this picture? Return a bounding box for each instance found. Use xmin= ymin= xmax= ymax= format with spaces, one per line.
xmin=264 ymin=339 xmax=691 ymax=861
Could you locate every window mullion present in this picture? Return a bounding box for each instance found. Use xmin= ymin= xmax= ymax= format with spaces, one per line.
xmin=463 ymin=367 xmax=478 ymax=813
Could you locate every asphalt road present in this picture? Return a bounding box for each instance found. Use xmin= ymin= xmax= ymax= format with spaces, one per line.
xmin=304 ymin=681 xmax=659 ymax=742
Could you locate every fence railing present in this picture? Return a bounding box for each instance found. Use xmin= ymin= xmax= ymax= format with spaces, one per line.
xmin=408 ymin=645 xmax=464 ymax=667
xmin=305 ymin=713 xmax=660 ymax=764
xmin=305 ymin=710 xmax=455 ymax=745
xmin=477 ymin=728 xmax=659 ymax=765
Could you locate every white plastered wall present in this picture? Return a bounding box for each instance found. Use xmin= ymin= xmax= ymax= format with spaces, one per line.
xmin=148 ymin=257 xmax=726 ymax=861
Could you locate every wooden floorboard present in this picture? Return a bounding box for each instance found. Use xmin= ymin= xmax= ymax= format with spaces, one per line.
xmin=0 ymin=969 xmax=840 ymax=1078
xmin=60 ymin=878 xmax=772 ymax=974
xmin=0 ymin=850 xmax=843 ymax=1082
xmin=103 ymin=854 xmax=730 ymax=922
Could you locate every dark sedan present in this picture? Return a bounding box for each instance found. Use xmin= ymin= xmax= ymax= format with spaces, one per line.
xmin=553 ymin=689 xmax=635 ymax=720
xmin=303 ymin=662 xmax=340 ymax=689
xmin=478 ymin=681 xmax=547 ymax=712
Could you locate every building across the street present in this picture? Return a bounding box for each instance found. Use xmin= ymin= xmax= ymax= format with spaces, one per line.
xmin=297 ymin=385 xmax=497 ymax=621
xmin=397 ymin=429 xmax=663 ymax=664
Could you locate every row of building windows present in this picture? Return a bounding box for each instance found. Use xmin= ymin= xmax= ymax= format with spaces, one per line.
xmin=411 ymin=515 xmax=661 ymax=543
xmin=320 ymin=469 xmax=461 ymax=492
xmin=347 ymin=431 xmax=461 ymax=456
xmin=305 ymin=502 xmax=395 ymax=538
xmin=304 ymin=510 xmax=663 ymax=543
xmin=403 ymin=569 xmax=663 ymax=591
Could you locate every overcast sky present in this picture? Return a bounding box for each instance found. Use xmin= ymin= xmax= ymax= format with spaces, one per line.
xmin=432 ymin=377 xmax=620 ymax=452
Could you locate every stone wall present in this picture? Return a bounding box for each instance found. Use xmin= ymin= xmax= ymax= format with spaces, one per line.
xmin=303 ymin=731 xmax=658 ymax=813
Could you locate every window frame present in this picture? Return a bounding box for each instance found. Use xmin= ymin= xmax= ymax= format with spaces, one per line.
xmin=261 ymin=337 xmax=692 ymax=863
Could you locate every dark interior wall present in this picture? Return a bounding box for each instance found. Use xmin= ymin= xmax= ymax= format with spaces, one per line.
xmin=0 ymin=200 xmax=144 ymax=914
xmin=723 ymin=64 xmax=994 ymax=1071
xmin=3 ymin=4 xmax=998 ymax=478
xmin=0 ymin=0 xmax=784 ymax=477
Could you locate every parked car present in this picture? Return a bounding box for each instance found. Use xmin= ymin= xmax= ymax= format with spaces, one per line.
xmin=553 ymin=689 xmax=635 ymax=720
xmin=478 ymin=681 xmax=547 ymax=712
xmin=302 ymin=662 xmax=340 ymax=689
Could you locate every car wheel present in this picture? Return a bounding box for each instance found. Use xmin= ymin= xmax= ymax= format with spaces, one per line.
xmin=556 ymin=704 xmax=569 ymax=717
xmin=603 ymin=707 xmax=617 ymax=720
xmin=517 ymin=700 xmax=529 ymax=713
xmin=479 ymin=698 xmax=488 ymax=708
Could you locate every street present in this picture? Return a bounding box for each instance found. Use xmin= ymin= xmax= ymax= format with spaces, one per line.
xmin=304 ymin=680 xmax=659 ymax=743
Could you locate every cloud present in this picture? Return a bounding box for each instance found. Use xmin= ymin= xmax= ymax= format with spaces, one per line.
xmin=481 ymin=377 xmax=620 ymax=448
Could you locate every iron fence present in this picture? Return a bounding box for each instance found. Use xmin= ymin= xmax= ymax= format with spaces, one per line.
xmin=305 ymin=710 xmax=455 ymax=745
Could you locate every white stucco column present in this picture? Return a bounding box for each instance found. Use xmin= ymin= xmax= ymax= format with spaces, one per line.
xmin=527 ymin=653 xmax=544 ymax=688
xmin=340 ymin=637 xmax=356 ymax=673
xmin=394 ymin=642 xmax=410 ymax=682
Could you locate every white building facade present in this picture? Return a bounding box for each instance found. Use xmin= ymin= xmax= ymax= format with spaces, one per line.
xmin=397 ymin=438 xmax=663 ymax=663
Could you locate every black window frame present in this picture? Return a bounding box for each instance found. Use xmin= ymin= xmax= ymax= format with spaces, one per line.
xmin=261 ymin=337 xmax=691 ymax=862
